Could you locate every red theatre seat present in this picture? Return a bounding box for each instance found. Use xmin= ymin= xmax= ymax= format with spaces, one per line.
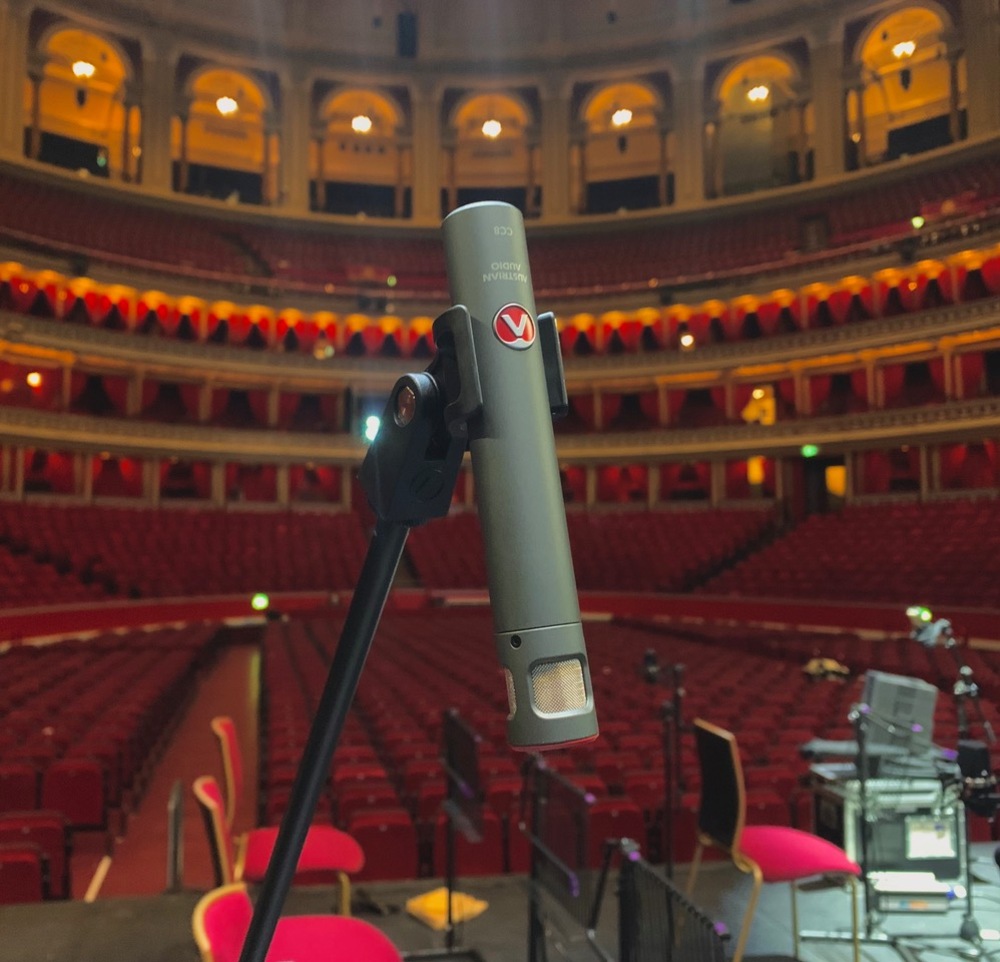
xmin=192 ymin=882 xmax=402 ymax=962
xmin=0 ymin=842 xmax=47 ymax=903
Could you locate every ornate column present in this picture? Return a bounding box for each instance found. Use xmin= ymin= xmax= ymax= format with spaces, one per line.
xmin=0 ymin=0 xmax=30 ymax=160
xmin=524 ymin=125 xmax=539 ymax=218
xmin=394 ymin=127 xmax=410 ymax=218
xmin=710 ymin=461 xmax=724 ymax=507
xmin=145 ymin=460 xmax=160 ymax=506
xmin=140 ymin=35 xmax=177 ymax=192
xmin=442 ymin=127 xmax=457 ymax=213
xmin=80 ymin=453 xmax=93 ymax=502
xmin=26 ymin=55 xmax=44 ymax=160
xmin=279 ymin=69 xmax=311 ymax=213
xmin=570 ymin=121 xmax=588 ymax=214
xmin=276 ymin=465 xmax=290 ymax=506
xmin=657 ymin=116 xmax=672 ymax=206
xmin=703 ymin=107 xmax=723 ymax=199
xmin=119 ymin=83 xmax=139 ymax=182
xmin=844 ymin=65 xmax=867 ymax=168
xmin=176 ymin=102 xmax=191 ymax=194
xmin=262 ymin=112 xmax=279 ymax=205
xmin=539 ymin=79 xmax=572 ymax=220
xmin=312 ymin=123 xmax=327 ymax=211
xmin=961 ymin=0 xmax=1000 ymax=136
xmin=946 ymin=43 xmax=963 ymax=143
xmin=410 ymin=83 xmax=442 ymax=225
xmin=670 ymin=55 xmax=706 ymax=207
xmin=808 ymin=32 xmax=846 ymax=179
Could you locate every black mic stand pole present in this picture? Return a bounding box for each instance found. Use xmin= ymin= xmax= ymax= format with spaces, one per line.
xmin=660 ymin=664 xmax=685 ymax=880
xmin=849 ymin=703 xmax=877 ymax=941
xmin=237 ymin=303 xmax=571 ymax=962
xmin=237 ymin=308 xmax=473 ymax=962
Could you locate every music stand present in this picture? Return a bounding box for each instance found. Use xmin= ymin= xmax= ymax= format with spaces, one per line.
xmin=525 ymin=758 xmax=605 ymax=962
xmin=405 ymin=709 xmax=486 ymax=961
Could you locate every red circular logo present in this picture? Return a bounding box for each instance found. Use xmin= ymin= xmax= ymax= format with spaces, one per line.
xmin=492 ymin=303 xmax=536 ymax=350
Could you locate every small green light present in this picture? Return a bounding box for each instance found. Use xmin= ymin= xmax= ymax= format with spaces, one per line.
xmin=251 ymin=592 xmax=270 ymax=612
xmin=800 ymin=444 xmax=820 ymax=458
xmin=921 ymin=607 xmax=933 ymax=622
xmin=910 ymin=215 xmax=925 ymax=230
xmin=386 ymin=275 xmax=397 ymax=288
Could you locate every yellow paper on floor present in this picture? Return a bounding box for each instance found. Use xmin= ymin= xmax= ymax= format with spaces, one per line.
xmin=405 ymin=887 xmax=489 ymax=931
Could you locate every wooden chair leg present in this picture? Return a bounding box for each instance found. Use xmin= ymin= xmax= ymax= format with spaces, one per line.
xmin=733 ymin=865 xmax=763 ymax=962
xmin=791 ymin=882 xmax=800 ymax=960
xmin=685 ymin=840 xmax=705 ymax=901
xmin=337 ymin=871 xmax=351 ymax=916
xmin=849 ymin=876 xmax=860 ymax=962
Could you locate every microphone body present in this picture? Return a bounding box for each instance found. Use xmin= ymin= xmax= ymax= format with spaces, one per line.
xmin=442 ymin=201 xmax=598 ymax=750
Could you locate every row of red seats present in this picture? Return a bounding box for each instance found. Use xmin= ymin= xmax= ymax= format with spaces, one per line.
xmin=2 ymin=153 xmax=998 ymax=299
xmin=702 ymin=497 xmax=1000 ymax=609
xmin=0 ymin=502 xmax=369 ymax=603
xmin=0 ymin=627 xmax=215 ymax=901
xmin=406 ymin=508 xmax=773 ymax=592
xmin=255 ymin=611 xmax=1000 ymax=877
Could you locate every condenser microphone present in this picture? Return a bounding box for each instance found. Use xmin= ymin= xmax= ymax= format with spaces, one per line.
xmin=442 ymin=201 xmax=598 ymax=750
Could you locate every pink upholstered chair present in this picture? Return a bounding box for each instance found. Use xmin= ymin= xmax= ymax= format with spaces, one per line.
xmin=209 ymin=716 xmax=244 ymax=829
xmin=193 ymin=776 xmax=363 ymax=915
xmin=192 ymin=882 xmax=402 ymax=962
xmin=686 ymin=719 xmax=861 ymax=962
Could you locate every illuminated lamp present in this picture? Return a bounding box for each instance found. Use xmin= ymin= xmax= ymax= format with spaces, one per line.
xmin=251 ymin=592 xmax=270 ymax=612
xmin=679 ymin=331 xmax=695 ymax=349
xmin=26 ymin=371 xmax=42 ymax=388
xmin=611 ymin=107 xmax=633 ymax=128
xmin=752 ymin=388 xmax=765 ymax=400
xmin=72 ymin=60 xmax=95 ymax=79
xmin=747 ymin=84 xmax=769 ymax=103
xmin=911 ymin=215 xmax=925 ymax=229
xmin=800 ymin=443 xmax=820 ymax=458
xmin=386 ymin=275 xmax=397 ymax=288
xmin=481 ymin=119 xmax=502 ymax=139
xmin=216 ymin=96 xmax=239 ymax=117
xmin=363 ymin=414 xmax=381 ymax=442
xmin=351 ymin=114 xmax=373 ymax=134
xmin=892 ymin=41 xmax=916 ymax=59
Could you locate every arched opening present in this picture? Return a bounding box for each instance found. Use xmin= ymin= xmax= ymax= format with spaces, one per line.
xmin=578 ymin=80 xmax=670 ymax=214
xmin=709 ymin=54 xmax=808 ymax=197
xmin=174 ymin=67 xmax=271 ymax=204
xmin=313 ymin=88 xmax=408 ymax=218
xmin=851 ymin=5 xmax=963 ymax=167
xmin=26 ymin=27 xmax=135 ymax=179
xmin=444 ymin=92 xmax=536 ymax=217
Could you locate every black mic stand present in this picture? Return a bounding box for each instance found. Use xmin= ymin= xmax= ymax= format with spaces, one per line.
xmin=660 ymin=664 xmax=685 ymax=880
xmin=237 ymin=307 xmax=570 ymax=962
xmin=931 ymin=630 xmax=999 ymax=960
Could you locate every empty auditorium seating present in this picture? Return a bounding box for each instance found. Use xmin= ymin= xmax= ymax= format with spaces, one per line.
xmin=0 ymin=626 xmax=216 ymax=894
xmin=406 ymin=507 xmax=773 ymax=592
xmin=0 ymin=842 xmax=47 ymax=903
xmin=702 ymin=498 xmax=1000 ymax=608
xmin=2 ymin=153 xmax=997 ymax=307
xmin=0 ymin=502 xmax=368 ymax=605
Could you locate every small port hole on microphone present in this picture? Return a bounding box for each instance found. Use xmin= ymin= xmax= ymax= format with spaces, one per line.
xmin=510 ymin=635 xmax=522 ymax=649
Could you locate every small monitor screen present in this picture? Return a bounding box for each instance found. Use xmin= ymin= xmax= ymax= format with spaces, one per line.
xmin=861 ymin=669 xmax=938 ymax=757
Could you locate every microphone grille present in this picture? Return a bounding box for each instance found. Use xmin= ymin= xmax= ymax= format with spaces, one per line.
xmin=530 ymin=659 xmax=588 ymax=714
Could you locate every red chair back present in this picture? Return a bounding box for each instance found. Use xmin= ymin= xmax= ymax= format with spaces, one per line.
xmin=193 ymin=776 xmax=237 ymax=885
xmin=211 ymin=717 xmax=243 ymax=828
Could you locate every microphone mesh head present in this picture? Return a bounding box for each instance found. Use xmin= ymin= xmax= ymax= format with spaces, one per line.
xmin=530 ymin=659 xmax=587 ymax=714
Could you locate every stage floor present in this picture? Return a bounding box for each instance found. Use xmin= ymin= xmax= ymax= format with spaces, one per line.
xmin=2 ymin=848 xmax=998 ymax=962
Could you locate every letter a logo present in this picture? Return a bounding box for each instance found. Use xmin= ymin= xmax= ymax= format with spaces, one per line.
xmin=492 ymin=303 xmax=536 ymax=350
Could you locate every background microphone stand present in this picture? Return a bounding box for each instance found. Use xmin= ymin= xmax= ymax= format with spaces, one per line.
xmin=660 ymin=663 xmax=685 ymax=880
xmin=236 ymin=304 xmax=571 ymax=962
xmin=910 ymin=621 xmax=1000 ymax=960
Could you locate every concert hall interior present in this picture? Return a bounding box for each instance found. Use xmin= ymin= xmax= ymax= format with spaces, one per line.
xmin=1 ymin=0 xmax=1000 ymax=960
